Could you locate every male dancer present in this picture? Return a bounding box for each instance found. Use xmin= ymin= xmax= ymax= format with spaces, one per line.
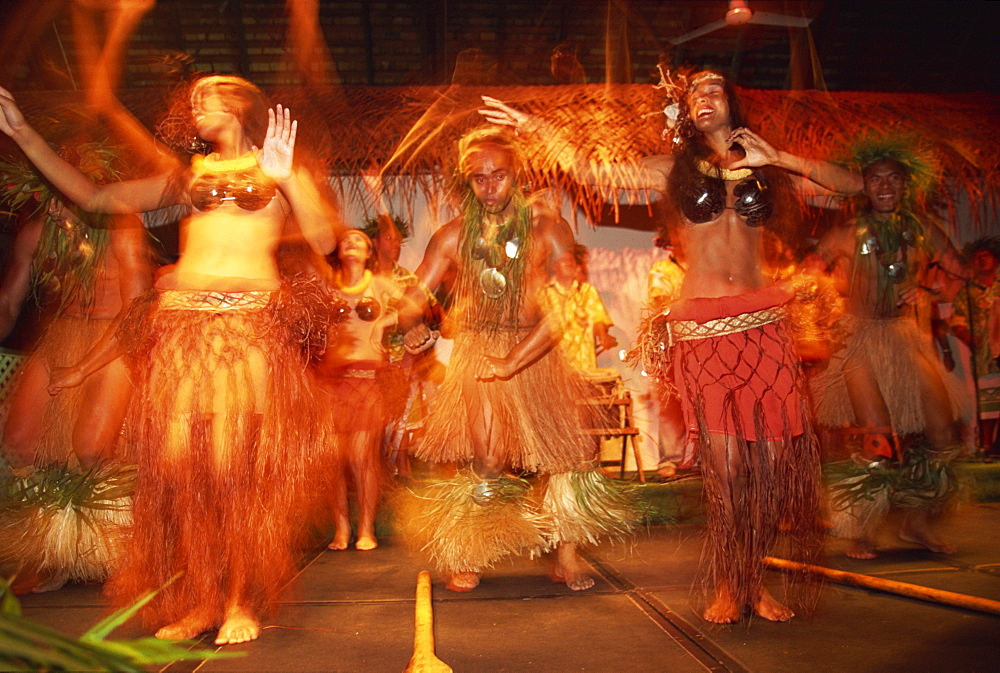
xmin=401 ymin=127 xmax=630 ymax=592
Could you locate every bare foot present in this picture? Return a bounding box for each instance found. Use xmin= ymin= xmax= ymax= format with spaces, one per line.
xmin=656 ymin=461 xmax=677 ymax=479
xmin=155 ymin=610 xmax=215 ymax=641
xmin=551 ymin=543 xmax=595 ymax=591
xmin=215 ymin=605 xmax=260 ymax=645
xmin=354 ymin=534 xmax=378 ymax=551
xmin=846 ymin=539 xmax=878 ymax=560
xmin=703 ymin=586 xmax=739 ymax=624
xmin=30 ymin=572 xmax=69 ymax=594
xmin=753 ymin=587 xmax=794 ymax=622
xmin=446 ymin=572 xmax=480 ymax=592
xmin=327 ymin=529 xmax=350 ymax=551
xmin=898 ymin=527 xmax=956 ymax=554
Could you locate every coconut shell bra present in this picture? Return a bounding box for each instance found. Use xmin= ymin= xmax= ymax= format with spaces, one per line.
xmin=680 ymin=172 xmax=773 ymax=227
xmin=189 ymin=154 xmax=277 ymax=212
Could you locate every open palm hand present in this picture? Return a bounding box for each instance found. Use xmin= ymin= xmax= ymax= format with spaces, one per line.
xmin=258 ymin=104 xmax=296 ymax=182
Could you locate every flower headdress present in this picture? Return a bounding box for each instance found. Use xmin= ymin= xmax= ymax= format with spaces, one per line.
xmin=650 ymin=64 xmax=724 ymax=147
xmin=0 ymin=142 xmax=122 ymax=313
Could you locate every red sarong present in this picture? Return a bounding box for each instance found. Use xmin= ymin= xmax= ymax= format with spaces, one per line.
xmin=666 ymin=285 xmax=804 ymax=440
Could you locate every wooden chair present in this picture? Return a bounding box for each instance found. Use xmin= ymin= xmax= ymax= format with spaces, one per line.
xmin=579 ymin=376 xmax=645 ymax=483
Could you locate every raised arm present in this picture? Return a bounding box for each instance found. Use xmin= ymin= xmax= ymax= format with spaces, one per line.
xmin=727 ymin=127 xmax=863 ymax=196
xmin=257 ymin=104 xmax=338 ymax=256
xmin=479 ymin=95 xmax=670 ymax=193
xmin=0 ymin=87 xmax=178 ymax=214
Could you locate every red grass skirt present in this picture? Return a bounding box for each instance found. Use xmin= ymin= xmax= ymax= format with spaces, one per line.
xmin=655 ymin=285 xmax=824 ymax=613
xmin=312 ymin=363 xmax=389 ymax=510
xmin=315 ymin=363 xmax=387 ymax=434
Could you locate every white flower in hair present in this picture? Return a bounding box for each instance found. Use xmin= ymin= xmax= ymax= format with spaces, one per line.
xmin=664 ymin=103 xmax=680 ymax=129
xmin=653 ymin=63 xmax=690 ymax=140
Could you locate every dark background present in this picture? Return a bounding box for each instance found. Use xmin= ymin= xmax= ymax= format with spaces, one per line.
xmin=0 ymin=1 xmax=995 ymax=94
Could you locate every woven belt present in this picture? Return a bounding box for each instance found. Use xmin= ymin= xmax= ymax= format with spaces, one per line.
xmin=159 ymin=289 xmax=273 ymax=312
xmin=664 ymin=306 xmax=785 ymax=346
xmin=338 ymin=369 xmax=377 ymax=379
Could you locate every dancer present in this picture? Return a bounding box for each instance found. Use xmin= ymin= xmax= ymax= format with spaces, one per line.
xmin=400 ymin=127 xmax=632 ymax=593
xmin=363 ymin=213 xmax=417 ymax=286
xmin=815 ymin=137 xmax=966 ymax=559
xmin=1 ymin=197 xmax=147 ymax=471
xmin=0 ymin=144 xmax=152 ymax=592
xmin=314 ymin=228 xmax=402 ymax=551
xmin=0 ymin=75 xmax=337 ymax=644
xmin=361 ymin=213 xmax=431 ymax=477
xmin=363 ymin=213 xmax=421 ymax=360
xmin=481 ymin=70 xmax=862 ymax=622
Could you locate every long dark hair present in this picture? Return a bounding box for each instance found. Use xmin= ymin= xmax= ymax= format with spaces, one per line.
xmin=663 ymin=72 xmax=794 ymax=241
xmin=671 ymin=72 xmax=748 ymax=154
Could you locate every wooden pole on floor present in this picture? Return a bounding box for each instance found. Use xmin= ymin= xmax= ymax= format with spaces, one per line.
xmin=403 ymin=571 xmax=453 ymax=673
xmin=764 ymin=556 xmax=1000 ymax=616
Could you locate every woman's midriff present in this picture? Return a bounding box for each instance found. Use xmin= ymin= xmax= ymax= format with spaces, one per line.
xmin=676 ymin=214 xmax=765 ymax=299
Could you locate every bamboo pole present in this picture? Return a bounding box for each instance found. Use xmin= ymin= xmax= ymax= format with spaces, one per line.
xmin=764 ymin=556 xmax=1000 ymax=616
xmin=403 ymin=571 xmax=453 ymax=673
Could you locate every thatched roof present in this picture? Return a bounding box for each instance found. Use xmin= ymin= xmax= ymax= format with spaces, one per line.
xmin=3 ymin=83 xmax=997 ymax=229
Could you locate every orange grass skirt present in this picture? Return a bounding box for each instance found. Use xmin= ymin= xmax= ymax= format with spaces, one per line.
xmin=107 ymin=286 xmax=328 ymax=629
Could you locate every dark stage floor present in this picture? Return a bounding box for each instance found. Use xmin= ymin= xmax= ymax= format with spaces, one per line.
xmin=18 ymin=499 xmax=1000 ymax=673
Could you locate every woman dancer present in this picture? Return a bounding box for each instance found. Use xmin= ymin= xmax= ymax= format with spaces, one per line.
xmin=314 ymin=228 xmax=401 ymax=552
xmin=0 ymin=75 xmax=336 ymax=644
xmin=481 ymin=71 xmax=862 ymax=623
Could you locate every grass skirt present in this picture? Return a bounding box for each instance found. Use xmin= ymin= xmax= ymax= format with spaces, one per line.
xmin=14 ymin=316 xmax=117 ymax=466
xmin=402 ymin=469 xmax=635 ymax=574
xmin=315 ymin=364 xmax=388 ymax=434
xmin=408 ymin=326 xmax=627 ymax=575
xmin=107 ymin=284 xmax=328 ymax=628
xmin=811 ymin=316 xmax=965 ymax=433
xmin=682 ymin=329 xmax=825 ymax=615
xmin=0 ymin=463 xmax=132 ymax=585
xmin=312 ymin=366 xmax=390 ymax=528
xmin=416 ymin=329 xmax=591 ymax=474
xmin=638 ymin=286 xmax=824 ymax=614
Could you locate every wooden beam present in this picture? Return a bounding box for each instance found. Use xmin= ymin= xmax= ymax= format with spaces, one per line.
xmin=764 ymin=556 xmax=1000 ymax=616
